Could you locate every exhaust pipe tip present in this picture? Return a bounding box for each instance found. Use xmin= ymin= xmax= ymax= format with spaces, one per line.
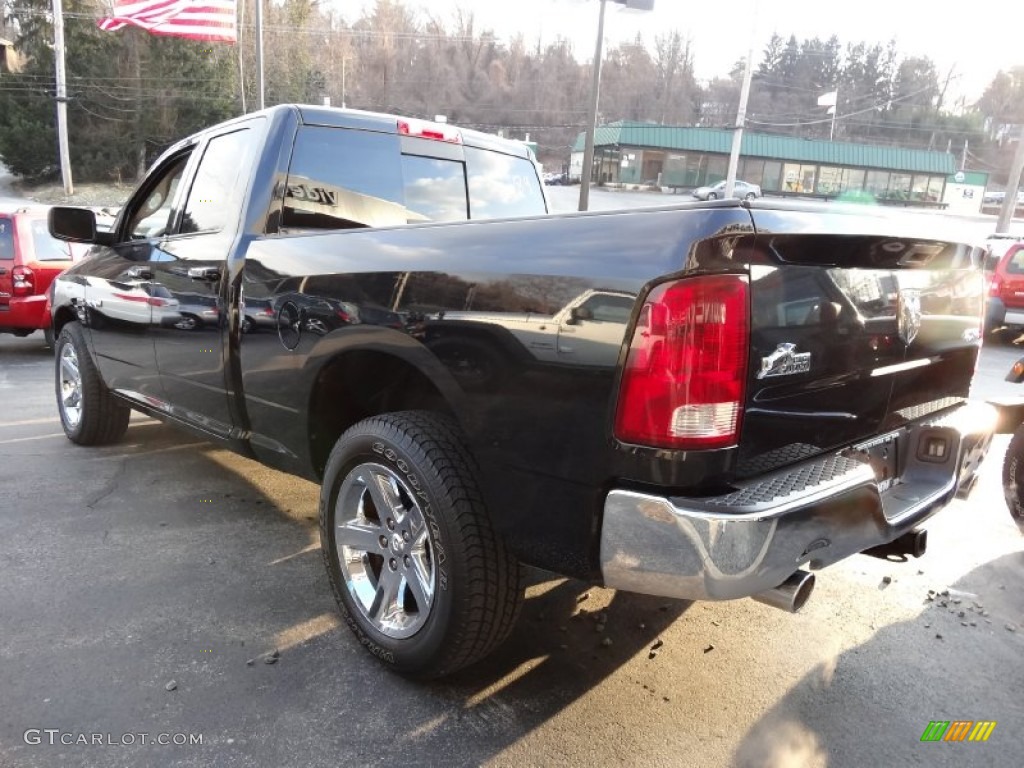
xmin=752 ymin=570 xmax=815 ymax=613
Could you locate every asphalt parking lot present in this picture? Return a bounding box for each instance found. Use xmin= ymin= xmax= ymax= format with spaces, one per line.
xmin=2 ymin=330 xmax=1023 ymax=768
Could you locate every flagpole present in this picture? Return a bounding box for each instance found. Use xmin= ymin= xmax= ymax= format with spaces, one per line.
xmin=254 ymin=0 xmax=265 ymax=109
xmin=237 ymin=0 xmax=246 ymax=113
xmin=51 ymin=0 xmax=73 ymax=195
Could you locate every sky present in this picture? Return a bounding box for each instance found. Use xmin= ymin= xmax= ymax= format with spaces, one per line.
xmin=345 ymin=0 xmax=1022 ymax=106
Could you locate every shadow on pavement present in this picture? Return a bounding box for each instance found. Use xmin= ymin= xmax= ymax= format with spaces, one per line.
xmin=1 ymin=386 xmax=693 ymax=767
xmin=732 ymin=550 xmax=1024 ymax=768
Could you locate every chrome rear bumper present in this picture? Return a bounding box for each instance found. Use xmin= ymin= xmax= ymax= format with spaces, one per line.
xmin=600 ymin=403 xmax=995 ymax=602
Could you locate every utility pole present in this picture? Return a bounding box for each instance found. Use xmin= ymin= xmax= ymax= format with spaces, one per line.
xmin=725 ymin=40 xmax=754 ymax=198
xmin=829 ymin=87 xmax=838 ymax=142
xmin=52 ymin=0 xmax=73 ymax=195
xmin=961 ymin=139 xmax=968 ymax=171
xmin=996 ymin=128 xmax=1024 ymax=234
xmin=578 ymin=0 xmax=608 ymax=212
xmin=725 ymin=0 xmax=757 ymax=198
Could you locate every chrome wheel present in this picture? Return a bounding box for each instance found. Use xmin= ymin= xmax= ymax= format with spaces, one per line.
xmin=58 ymin=342 xmax=82 ymax=428
xmin=334 ymin=462 xmax=435 ymax=639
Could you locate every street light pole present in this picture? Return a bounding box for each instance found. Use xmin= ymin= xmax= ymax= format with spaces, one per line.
xmin=578 ymin=0 xmax=654 ymax=212
xmin=578 ymin=0 xmax=608 ymax=212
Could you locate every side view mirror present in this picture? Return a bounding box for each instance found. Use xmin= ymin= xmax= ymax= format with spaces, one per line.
xmin=49 ymin=206 xmax=102 ymax=244
xmin=567 ymin=306 xmax=594 ymax=325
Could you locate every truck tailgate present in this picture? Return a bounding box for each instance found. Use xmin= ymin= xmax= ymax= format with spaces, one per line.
xmin=739 ymin=211 xmax=984 ymax=477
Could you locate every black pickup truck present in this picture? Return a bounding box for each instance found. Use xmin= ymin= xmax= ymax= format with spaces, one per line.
xmin=49 ymin=104 xmax=994 ymax=678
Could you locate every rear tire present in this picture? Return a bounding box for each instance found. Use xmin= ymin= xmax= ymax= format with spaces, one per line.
xmin=55 ymin=322 xmax=130 ymax=445
xmin=1002 ymin=427 xmax=1024 ymax=533
xmin=320 ymin=411 xmax=523 ymax=678
xmin=43 ymin=326 xmax=55 ymax=351
xmin=745 ymin=192 xmax=757 ymax=201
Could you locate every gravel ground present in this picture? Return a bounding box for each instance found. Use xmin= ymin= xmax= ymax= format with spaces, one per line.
xmin=10 ymin=179 xmax=133 ymax=209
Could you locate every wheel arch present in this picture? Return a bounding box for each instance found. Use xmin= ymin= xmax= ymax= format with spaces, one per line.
xmin=304 ymin=330 xmax=469 ymax=480
xmin=52 ymin=306 xmax=79 ymax=338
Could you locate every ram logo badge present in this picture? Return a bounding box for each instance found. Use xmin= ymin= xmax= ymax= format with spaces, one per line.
xmin=898 ymin=288 xmax=922 ymax=345
xmin=757 ymin=343 xmax=811 ymax=379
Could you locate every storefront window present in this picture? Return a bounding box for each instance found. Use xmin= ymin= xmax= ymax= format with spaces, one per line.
xmin=927 ymin=176 xmax=945 ymax=203
xmin=910 ymin=175 xmax=929 ymax=201
xmin=762 ymin=161 xmax=782 ymax=191
xmin=888 ymin=173 xmax=912 ymax=200
xmin=705 ymin=155 xmax=727 ymax=185
xmin=864 ymin=170 xmax=889 ymax=197
xmin=817 ymin=166 xmax=842 ymax=195
xmin=847 ymin=169 xmax=866 ymax=192
xmin=663 ymin=153 xmax=687 ymax=187
xmin=740 ymin=159 xmax=765 ymax=185
xmin=685 ymin=155 xmax=704 ymax=187
xmin=782 ymin=163 xmax=817 ymax=193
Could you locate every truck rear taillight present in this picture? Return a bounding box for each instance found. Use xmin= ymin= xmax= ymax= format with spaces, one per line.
xmin=397 ymin=119 xmax=462 ymax=144
xmin=614 ymin=274 xmax=749 ymax=450
xmin=12 ymin=266 xmax=35 ymax=296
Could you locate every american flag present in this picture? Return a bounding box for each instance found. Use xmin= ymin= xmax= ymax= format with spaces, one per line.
xmin=98 ymin=0 xmax=237 ymax=43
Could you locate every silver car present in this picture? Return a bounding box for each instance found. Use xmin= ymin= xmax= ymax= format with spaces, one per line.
xmin=692 ymin=179 xmax=762 ymax=201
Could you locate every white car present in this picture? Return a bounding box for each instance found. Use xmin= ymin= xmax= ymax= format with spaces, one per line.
xmin=692 ymin=179 xmax=762 ymax=201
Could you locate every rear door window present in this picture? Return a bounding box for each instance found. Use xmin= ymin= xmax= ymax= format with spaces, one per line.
xmin=0 ymin=218 xmax=13 ymax=260
xmin=283 ymin=126 xmax=408 ymax=230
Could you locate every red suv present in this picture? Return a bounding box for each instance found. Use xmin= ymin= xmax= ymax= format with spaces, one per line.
xmin=0 ymin=208 xmax=83 ymax=348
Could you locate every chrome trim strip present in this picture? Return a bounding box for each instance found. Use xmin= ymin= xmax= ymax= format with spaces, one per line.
xmin=870 ymin=358 xmax=932 ymax=377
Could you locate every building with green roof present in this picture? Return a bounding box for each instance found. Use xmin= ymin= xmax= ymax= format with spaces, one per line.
xmin=569 ymin=121 xmax=966 ymax=205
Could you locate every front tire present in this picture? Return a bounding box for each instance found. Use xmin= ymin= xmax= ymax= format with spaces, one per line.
xmin=320 ymin=411 xmax=523 ymax=678
xmin=174 ymin=314 xmax=199 ymax=331
xmin=707 ymin=191 xmax=718 ymax=200
xmin=55 ymin=322 xmax=130 ymax=445
xmin=1002 ymin=427 xmax=1024 ymax=533
xmin=43 ymin=326 xmax=55 ymax=351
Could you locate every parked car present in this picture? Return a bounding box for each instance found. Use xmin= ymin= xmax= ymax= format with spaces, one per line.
xmin=983 ymin=236 xmax=1024 ymax=334
xmin=172 ymin=292 xmax=220 ymax=330
xmin=0 ymin=207 xmax=84 ymax=348
xmin=240 ymin=297 xmax=276 ymax=333
xmin=692 ymin=179 xmax=762 ymax=201
xmin=983 ymin=189 xmax=1024 ymax=206
xmin=82 ymin=277 xmax=182 ymax=328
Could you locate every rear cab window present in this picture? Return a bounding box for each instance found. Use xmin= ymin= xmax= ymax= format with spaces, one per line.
xmin=280 ymin=123 xmax=546 ymax=233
